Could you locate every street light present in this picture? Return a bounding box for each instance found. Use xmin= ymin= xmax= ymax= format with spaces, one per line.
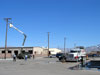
xmin=4 ymin=18 xmax=12 ymax=59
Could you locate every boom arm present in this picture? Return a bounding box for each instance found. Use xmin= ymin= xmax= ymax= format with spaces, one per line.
xmin=22 ymin=34 xmax=27 ymax=46
xmin=9 ymin=23 xmax=27 ymax=47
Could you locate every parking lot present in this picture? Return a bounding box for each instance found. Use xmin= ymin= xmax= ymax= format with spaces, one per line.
xmin=0 ymin=57 xmax=100 ymax=75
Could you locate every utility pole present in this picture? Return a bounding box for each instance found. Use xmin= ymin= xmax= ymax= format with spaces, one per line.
xmin=48 ymin=32 xmax=50 ymax=57
xmin=64 ymin=37 xmax=66 ymax=54
xmin=74 ymin=43 xmax=76 ymax=48
xmin=4 ymin=18 xmax=12 ymax=59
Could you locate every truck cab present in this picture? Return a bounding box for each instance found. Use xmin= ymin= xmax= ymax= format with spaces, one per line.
xmin=59 ymin=46 xmax=86 ymax=62
xmin=67 ymin=47 xmax=86 ymax=61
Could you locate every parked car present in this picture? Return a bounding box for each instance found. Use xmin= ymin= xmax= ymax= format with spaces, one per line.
xmin=59 ymin=54 xmax=67 ymax=62
xmin=49 ymin=54 xmax=56 ymax=58
xmin=56 ymin=53 xmax=65 ymax=58
xmin=17 ymin=52 xmax=32 ymax=59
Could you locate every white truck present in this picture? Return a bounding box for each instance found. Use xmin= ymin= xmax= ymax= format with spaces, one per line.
xmin=67 ymin=47 xmax=86 ymax=61
xmin=59 ymin=46 xmax=86 ymax=62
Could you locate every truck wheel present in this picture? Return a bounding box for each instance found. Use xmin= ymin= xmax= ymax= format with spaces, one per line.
xmin=60 ymin=58 xmax=66 ymax=62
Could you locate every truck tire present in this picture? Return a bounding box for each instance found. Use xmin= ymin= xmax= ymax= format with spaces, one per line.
xmin=59 ymin=57 xmax=66 ymax=62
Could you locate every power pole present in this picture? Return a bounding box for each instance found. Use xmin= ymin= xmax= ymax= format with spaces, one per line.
xmin=48 ymin=32 xmax=50 ymax=57
xmin=74 ymin=43 xmax=76 ymax=48
xmin=64 ymin=37 xmax=66 ymax=54
xmin=4 ymin=18 xmax=12 ymax=59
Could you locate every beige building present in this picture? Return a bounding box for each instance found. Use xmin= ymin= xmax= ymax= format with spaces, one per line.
xmin=0 ymin=47 xmax=62 ymax=58
xmin=33 ymin=47 xmax=48 ymax=57
xmin=0 ymin=47 xmax=48 ymax=58
xmin=0 ymin=47 xmax=33 ymax=58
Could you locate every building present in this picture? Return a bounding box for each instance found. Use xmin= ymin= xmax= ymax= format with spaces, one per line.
xmin=0 ymin=47 xmax=33 ymax=58
xmin=33 ymin=47 xmax=48 ymax=57
xmin=0 ymin=47 xmax=48 ymax=58
xmin=49 ymin=48 xmax=62 ymax=55
xmin=0 ymin=47 xmax=62 ymax=58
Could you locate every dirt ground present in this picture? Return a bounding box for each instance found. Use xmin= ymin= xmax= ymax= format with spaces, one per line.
xmin=0 ymin=57 xmax=100 ymax=75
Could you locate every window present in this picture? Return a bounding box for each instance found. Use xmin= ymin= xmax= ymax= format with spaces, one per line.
xmin=8 ymin=51 xmax=12 ymax=53
xmin=14 ymin=51 xmax=18 ymax=55
xmin=29 ymin=50 xmax=33 ymax=54
xmin=2 ymin=51 xmax=5 ymax=53
xmin=70 ymin=50 xmax=80 ymax=53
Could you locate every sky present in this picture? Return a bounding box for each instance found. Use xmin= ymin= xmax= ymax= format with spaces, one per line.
xmin=0 ymin=0 xmax=100 ymax=48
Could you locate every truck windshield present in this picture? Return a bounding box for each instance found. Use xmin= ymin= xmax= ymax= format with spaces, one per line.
xmin=70 ymin=50 xmax=80 ymax=53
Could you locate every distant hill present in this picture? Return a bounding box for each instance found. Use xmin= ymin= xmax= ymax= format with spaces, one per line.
xmin=85 ymin=44 xmax=100 ymax=52
xmin=59 ymin=45 xmax=100 ymax=53
xmin=59 ymin=48 xmax=70 ymax=53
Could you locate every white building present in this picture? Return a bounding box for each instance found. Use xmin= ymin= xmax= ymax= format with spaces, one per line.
xmin=49 ymin=48 xmax=62 ymax=55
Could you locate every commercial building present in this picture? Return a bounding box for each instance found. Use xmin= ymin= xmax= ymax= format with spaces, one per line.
xmin=49 ymin=48 xmax=62 ymax=55
xmin=0 ymin=47 xmax=62 ymax=58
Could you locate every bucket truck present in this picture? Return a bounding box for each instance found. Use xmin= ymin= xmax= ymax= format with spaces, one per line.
xmin=9 ymin=23 xmax=29 ymax=59
xmin=9 ymin=23 xmax=27 ymax=47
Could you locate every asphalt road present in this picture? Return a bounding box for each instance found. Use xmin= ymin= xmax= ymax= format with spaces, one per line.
xmin=0 ymin=57 xmax=100 ymax=75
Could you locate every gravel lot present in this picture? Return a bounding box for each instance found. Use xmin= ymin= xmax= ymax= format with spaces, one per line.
xmin=0 ymin=57 xmax=100 ymax=75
